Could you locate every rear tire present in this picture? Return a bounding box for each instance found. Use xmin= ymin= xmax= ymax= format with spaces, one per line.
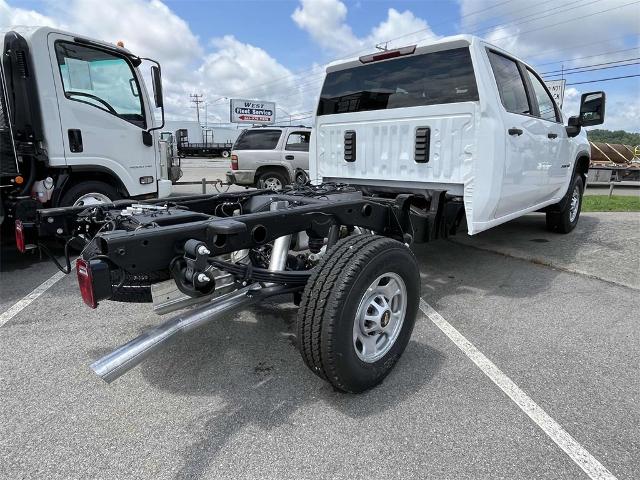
xmin=60 ymin=181 xmax=121 ymax=207
xmin=546 ymin=175 xmax=584 ymax=233
xmin=257 ymin=171 xmax=288 ymax=191
xmin=221 ymin=150 xmax=230 ymax=158
xmin=297 ymin=235 xmax=420 ymax=393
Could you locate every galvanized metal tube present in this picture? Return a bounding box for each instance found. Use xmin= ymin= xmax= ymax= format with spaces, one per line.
xmin=90 ymin=284 xmax=262 ymax=383
xmin=268 ymin=201 xmax=291 ymax=273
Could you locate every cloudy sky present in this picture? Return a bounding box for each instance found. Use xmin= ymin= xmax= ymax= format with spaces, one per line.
xmin=1 ymin=0 xmax=639 ymax=131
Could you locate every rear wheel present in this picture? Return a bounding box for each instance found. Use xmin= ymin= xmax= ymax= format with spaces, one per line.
xmin=221 ymin=150 xmax=230 ymax=158
xmin=257 ymin=171 xmax=288 ymax=191
xmin=61 ymin=181 xmax=121 ymax=207
xmin=546 ymin=175 xmax=584 ymax=233
xmin=297 ymin=235 xmax=420 ymax=393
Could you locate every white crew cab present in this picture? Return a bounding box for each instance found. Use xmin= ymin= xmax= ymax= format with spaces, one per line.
xmin=310 ymin=35 xmax=605 ymax=234
xmin=228 ymin=126 xmax=311 ymax=190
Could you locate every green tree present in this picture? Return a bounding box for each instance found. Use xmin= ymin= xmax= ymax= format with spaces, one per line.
xmin=587 ymin=129 xmax=640 ymax=145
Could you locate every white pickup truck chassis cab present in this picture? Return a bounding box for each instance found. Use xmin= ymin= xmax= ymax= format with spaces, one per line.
xmin=22 ymin=35 xmax=605 ymax=394
xmin=310 ymin=34 xmax=602 ymax=234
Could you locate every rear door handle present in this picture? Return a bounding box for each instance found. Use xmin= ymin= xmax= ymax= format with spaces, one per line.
xmin=548 ymin=133 xmax=558 ymax=139
xmin=508 ymin=128 xmax=523 ymax=136
xmin=285 ymin=155 xmax=294 ymax=160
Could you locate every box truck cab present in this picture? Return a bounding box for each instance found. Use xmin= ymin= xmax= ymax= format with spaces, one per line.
xmin=310 ymin=35 xmax=604 ymax=234
xmin=0 ymin=27 xmax=175 ymax=226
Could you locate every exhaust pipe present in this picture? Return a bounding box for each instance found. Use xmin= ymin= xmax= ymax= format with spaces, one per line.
xmin=91 ymin=283 xmax=280 ymax=383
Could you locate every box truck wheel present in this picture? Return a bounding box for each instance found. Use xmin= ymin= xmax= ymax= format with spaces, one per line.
xmin=546 ymin=175 xmax=584 ymax=233
xmin=297 ymin=235 xmax=419 ymax=393
xmin=221 ymin=150 xmax=230 ymax=158
xmin=61 ymin=181 xmax=121 ymax=207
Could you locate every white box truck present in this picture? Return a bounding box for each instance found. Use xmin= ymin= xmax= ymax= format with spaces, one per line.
xmin=0 ymin=27 xmax=179 ymax=227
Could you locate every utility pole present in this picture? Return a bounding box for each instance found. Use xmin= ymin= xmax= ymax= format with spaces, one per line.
xmin=190 ymin=93 xmax=204 ymax=126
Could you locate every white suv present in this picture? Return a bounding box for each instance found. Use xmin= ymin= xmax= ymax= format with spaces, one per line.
xmin=227 ymin=126 xmax=311 ymax=190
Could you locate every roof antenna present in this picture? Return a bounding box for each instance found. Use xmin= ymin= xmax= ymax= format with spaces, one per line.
xmin=375 ymin=42 xmax=388 ymax=51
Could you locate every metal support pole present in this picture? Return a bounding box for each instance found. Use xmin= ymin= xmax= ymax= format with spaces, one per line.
xmin=202 ymin=178 xmax=207 ymax=194
xmin=268 ymin=201 xmax=291 ymax=273
xmin=609 ymin=183 xmax=614 ymax=198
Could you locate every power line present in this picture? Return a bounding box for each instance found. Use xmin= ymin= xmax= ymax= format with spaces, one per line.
xmin=540 ymin=57 xmax=640 ymax=75
xmin=534 ymin=46 xmax=640 ymax=67
xmin=567 ymin=74 xmax=640 ymax=85
xmin=543 ymin=61 xmax=640 ymax=79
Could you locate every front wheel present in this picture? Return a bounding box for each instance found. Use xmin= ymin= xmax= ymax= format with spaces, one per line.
xmin=546 ymin=175 xmax=584 ymax=233
xmin=221 ymin=150 xmax=230 ymax=158
xmin=297 ymin=235 xmax=420 ymax=393
xmin=60 ymin=181 xmax=121 ymax=207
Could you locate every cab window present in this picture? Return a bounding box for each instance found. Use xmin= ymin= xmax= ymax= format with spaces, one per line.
xmin=285 ymin=131 xmax=310 ymax=151
xmin=55 ymin=41 xmax=145 ymax=128
xmin=487 ymin=50 xmax=531 ymax=115
xmin=526 ymin=69 xmax=560 ymax=122
xmin=233 ymin=129 xmax=282 ymax=150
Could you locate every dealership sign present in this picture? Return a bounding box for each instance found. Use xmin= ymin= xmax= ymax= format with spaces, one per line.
xmin=230 ymin=99 xmax=275 ymax=124
xmin=545 ymin=79 xmax=566 ymax=109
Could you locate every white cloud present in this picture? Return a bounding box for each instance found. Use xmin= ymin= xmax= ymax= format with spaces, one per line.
xmin=292 ymin=0 xmax=438 ymax=57
xmin=0 ymin=0 xmax=57 ymax=28
xmin=0 ymin=0 xmax=309 ymax=123
xmin=459 ymin=0 xmax=640 ymax=66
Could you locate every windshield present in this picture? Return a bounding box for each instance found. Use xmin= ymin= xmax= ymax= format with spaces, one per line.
xmin=317 ymin=47 xmax=478 ymax=116
xmin=55 ymin=41 xmax=145 ymax=128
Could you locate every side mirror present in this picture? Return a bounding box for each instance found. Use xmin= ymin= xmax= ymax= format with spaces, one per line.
xmin=579 ymin=91 xmax=605 ymax=127
xmin=151 ymin=66 xmax=163 ymax=108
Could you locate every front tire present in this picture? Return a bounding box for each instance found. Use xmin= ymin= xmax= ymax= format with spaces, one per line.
xmin=546 ymin=175 xmax=584 ymax=233
xmin=297 ymin=235 xmax=420 ymax=393
xmin=60 ymin=181 xmax=121 ymax=207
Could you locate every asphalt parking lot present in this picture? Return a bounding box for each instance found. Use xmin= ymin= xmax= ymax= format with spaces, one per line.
xmin=1 ymin=209 xmax=638 ymax=479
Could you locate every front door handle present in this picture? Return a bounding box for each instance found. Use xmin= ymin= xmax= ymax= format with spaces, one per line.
xmin=68 ymin=129 xmax=83 ymax=152
xmin=285 ymin=155 xmax=294 ymax=160
xmin=508 ymin=128 xmax=523 ymax=136
xmin=548 ymin=133 xmax=558 ymax=139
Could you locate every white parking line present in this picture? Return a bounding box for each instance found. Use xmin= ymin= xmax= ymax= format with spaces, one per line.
xmin=419 ymin=299 xmax=617 ymax=480
xmin=0 ymin=270 xmax=67 ymax=328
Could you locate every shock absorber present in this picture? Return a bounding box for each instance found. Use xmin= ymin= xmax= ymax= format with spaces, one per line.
xmin=308 ymin=236 xmax=324 ymax=254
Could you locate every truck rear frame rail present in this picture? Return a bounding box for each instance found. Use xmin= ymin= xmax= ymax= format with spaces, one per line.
xmin=25 ymin=184 xmax=463 ymax=392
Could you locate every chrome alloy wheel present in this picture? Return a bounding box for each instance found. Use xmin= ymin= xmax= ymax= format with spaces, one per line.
xmin=569 ymin=184 xmax=580 ymax=223
xmin=73 ymin=192 xmax=112 ymax=207
xmin=353 ymin=272 xmax=407 ymax=363
xmin=262 ymin=177 xmax=283 ymax=190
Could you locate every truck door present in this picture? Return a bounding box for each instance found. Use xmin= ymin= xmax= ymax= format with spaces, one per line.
xmin=47 ymin=33 xmax=157 ymax=197
xmin=523 ymin=67 xmax=570 ymax=200
xmin=282 ymin=129 xmax=310 ymax=175
xmin=487 ymin=50 xmax=550 ymax=218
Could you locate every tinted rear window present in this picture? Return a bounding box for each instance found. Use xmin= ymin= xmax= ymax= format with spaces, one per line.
xmin=317 ymin=47 xmax=479 ymax=116
xmin=233 ymin=129 xmax=282 ymax=150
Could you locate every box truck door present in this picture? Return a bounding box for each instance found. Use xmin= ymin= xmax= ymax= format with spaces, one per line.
xmin=47 ymin=33 xmax=157 ymax=197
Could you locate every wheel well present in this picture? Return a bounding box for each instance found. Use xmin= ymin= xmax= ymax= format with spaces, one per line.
xmin=64 ymin=170 xmax=129 ymax=198
xmin=255 ymin=165 xmax=290 ymax=184
xmin=575 ymin=155 xmax=590 ymax=183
